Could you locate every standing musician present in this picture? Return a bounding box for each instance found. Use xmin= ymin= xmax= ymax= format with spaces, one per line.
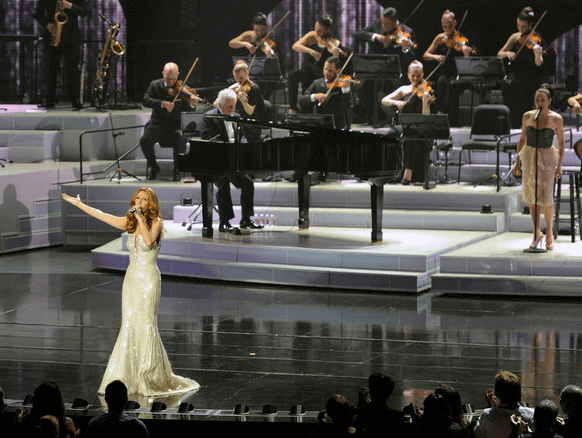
xmin=226 ymin=60 xmax=266 ymax=143
xmin=423 ymin=10 xmax=476 ymax=120
xmin=381 ymin=61 xmax=433 ymax=185
xmin=300 ymin=56 xmax=352 ymax=130
xmin=288 ymin=15 xmax=351 ymax=114
xmin=34 ymin=0 xmax=89 ymax=109
xmin=498 ymin=7 xmax=550 ymax=128
xmin=140 ymin=62 xmax=199 ymax=181
xmin=354 ymin=7 xmax=416 ymax=124
xmin=229 ymin=11 xmax=282 ymax=59
xmin=200 ymin=89 xmax=263 ymax=235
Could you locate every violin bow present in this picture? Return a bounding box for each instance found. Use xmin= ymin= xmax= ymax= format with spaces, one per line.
xmin=170 ymin=58 xmax=198 ymax=106
xmin=513 ymin=9 xmax=547 ymax=60
xmin=401 ymin=0 xmax=424 ymax=26
xmin=319 ymin=51 xmax=354 ymax=107
xmin=249 ymin=10 xmax=291 ymax=70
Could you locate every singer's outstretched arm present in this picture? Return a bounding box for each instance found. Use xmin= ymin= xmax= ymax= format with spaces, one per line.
xmin=512 ymin=113 xmax=529 ymax=177
xmin=61 ymin=193 xmax=127 ymax=230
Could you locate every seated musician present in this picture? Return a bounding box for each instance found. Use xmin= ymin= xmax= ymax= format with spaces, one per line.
xmin=567 ymin=94 xmax=582 ymax=114
xmin=140 ymin=62 xmax=199 ymax=181
xmin=288 ymin=15 xmax=351 ymax=114
xmin=423 ymin=10 xmax=475 ymax=119
xmin=226 ymin=60 xmax=266 ymax=143
xmin=200 ymin=89 xmax=263 ymax=234
xmin=300 ymin=56 xmax=351 ymax=130
xmin=381 ymin=61 xmax=432 ymax=185
xmin=354 ymin=7 xmax=416 ymax=124
xmin=228 ymin=11 xmax=281 ymax=58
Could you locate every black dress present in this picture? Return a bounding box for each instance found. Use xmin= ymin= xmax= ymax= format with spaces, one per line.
xmin=400 ymin=92 xmax=430 ymax=182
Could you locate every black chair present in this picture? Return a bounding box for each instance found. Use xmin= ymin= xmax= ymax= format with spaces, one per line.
xmin=554 ymin=138 xmax=582 ymax=242
xmin=457 ymin=104 xmax=520 ymax=190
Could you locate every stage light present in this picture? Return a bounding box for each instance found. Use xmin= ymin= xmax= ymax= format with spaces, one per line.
xmin=178 ymin=402 xmax=195 ymax=413
xmin=71 ymin=398 xmax=88 ymax=409
xmin=290 ymin=404 xmax=306 ymax=415
xmin=233 ymin=403 xmax=249 ymax=415
xmin=23 ymin=395 xmax=34 ymax=405
xmin=262 ymin=404 xmax=277 ymax=415
xmin=150 ymin=401 xmax=167 ymax=412
xmin=481 ymin=204 xmax=493 ymax=214
xmin=124 ymin=400 xmax=140 ymax=410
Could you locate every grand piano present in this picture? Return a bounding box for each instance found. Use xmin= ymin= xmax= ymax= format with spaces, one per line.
xmin=177 ymin=116 xmax=400 ymax=242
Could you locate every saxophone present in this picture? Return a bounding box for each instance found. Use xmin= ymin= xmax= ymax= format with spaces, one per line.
xmin=92 ymin=23 xmax=125 ymax=107
xmin=51 ymin=0 xmax=69 ymax=47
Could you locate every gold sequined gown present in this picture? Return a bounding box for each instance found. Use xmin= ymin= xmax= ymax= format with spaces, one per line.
xmin=98 ymin=233 xmax=200 ymax=396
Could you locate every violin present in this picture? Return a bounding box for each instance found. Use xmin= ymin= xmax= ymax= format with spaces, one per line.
xmin=445 ymin=31 xmax=476 ymax=54
xmin=318 ymin=35 xmax=347 ymax=57
xmin=254 ymin=34 xmax=277 ymax=57
xmin=412 ymin=80 xmax=436 ymax=103
xmin=517 ymin=31 xmax=546 ymax=53
xmin=327 ymin=75 xmax=362 ymax=89
xmin=168 ymin=80 xmax=211 ymax=106
xmin=385 ymin=25 xmax=417 ymax=49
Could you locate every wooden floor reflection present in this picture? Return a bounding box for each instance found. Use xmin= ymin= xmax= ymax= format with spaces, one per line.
xmin=1 ymin=245 xmax=581 ymax=413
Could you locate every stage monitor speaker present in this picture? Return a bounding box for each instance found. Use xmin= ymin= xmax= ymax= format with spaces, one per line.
xmin=133 ymin=40 xmax=199 ymax=101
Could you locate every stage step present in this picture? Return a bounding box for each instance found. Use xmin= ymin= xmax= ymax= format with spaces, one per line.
xmin=432 ymin=273 xmax=582 ymax=297
xmin=173 ymin=205 xmax=505 ymax=232
xmin=0 ymin=129 xmax=61 ymax=163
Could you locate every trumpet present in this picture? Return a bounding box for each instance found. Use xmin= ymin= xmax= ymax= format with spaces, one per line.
xmin=51 ymin=0 xmax=69 ymax=47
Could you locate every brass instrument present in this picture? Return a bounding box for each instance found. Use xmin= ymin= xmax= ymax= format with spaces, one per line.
xmin=92 ymin=22 xmax=125 ymax=108
xmin=51 ymin=0 xmax=69 ymax=47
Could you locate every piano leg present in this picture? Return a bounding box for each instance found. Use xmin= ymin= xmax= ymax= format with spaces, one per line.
xmin=370 ymin=182 xmax=384 ymax=242
xmin=297 ymin=171 xmax=310 ymax=229
xmin=200 ymin=179 xmax=214 ymax=238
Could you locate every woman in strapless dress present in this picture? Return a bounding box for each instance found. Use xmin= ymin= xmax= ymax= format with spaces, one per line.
xmin=513 ymin=84 xmax=565 ymax=250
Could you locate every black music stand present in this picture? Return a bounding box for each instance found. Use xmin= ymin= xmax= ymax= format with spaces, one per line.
xmin=399 ymin=113 xmax=452 ymax=190
xmin=453 ymin=57 xmax=507 ymax=123
xmin=352 ymin=54 xmax=401 ymax=128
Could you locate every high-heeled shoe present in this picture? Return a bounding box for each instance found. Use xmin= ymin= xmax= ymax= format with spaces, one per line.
xmin=546 ymin=237 xmax=554 ymax=250
xmin=529 ymin=232 xmax=544 ymax=249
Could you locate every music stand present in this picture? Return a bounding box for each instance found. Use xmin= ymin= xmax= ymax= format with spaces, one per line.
xmin=352 ymin=54 xmax=401 ymax=128
xmin=453 ymin=57 xmax=507 ymax=122
xmin=399 ymin=113 xmax=451 ymax=190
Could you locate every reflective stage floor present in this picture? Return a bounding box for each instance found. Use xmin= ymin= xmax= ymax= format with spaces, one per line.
xmin=1 ymin=244 xmax=581 ymax=414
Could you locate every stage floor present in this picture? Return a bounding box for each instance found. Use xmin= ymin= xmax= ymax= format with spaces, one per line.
xmin=1 ymin=244 xmax=581 ymax=415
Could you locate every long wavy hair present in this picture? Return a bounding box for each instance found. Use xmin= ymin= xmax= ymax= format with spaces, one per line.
xmin=125 ymin=187 xmax=162 ymax=240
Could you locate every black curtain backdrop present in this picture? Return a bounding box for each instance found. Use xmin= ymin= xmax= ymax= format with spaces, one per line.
xmin=1 ymin=0 xmax=582 ymax=102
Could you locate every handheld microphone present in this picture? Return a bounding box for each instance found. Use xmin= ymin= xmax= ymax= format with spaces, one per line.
xmin=129 ymin=207 xmax=137 ymax=213
xmin=533 ymin=107 xmax=542 ymax=121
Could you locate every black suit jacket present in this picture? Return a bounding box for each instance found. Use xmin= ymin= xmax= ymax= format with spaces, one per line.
xmin=354 ymin=19 xmax=416 ymax=74
xmin=200 ymin=108 xmax=245 ymax=143
xmin=34 ymin=0 xmax=88 ymax=47
xmin=301 ymin=78 xmax=349 ymax=129
xmin=142 ymin=78 xmax=195 ymax=131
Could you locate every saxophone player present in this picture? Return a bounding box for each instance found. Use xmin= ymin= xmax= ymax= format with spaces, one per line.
xmin=34 ymin=0 xmax=89 ymax=109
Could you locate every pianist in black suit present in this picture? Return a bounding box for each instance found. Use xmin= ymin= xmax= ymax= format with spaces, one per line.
xmin=140 ymin=62 xmax=199 ymax=181
xmin=200 ymin=89 xmax=263 ymax=234
xmin=300 ymin=56 xmax=351 ymax=130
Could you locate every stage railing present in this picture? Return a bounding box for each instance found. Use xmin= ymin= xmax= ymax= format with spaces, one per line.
xmin=78 ymin=124 xmax=145 ymax=183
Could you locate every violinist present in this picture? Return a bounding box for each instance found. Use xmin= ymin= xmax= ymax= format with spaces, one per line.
xmin=228 ymin=11 xmax=281 ymax=59
xmin=498 ymin=6 xmax=550 ymax=128
xmin=354 ymin=7 xmax=416 ymax=124
xmin=300 ymin=56 xmax=352 ymax=130
xmin=354 ymin=7 xmax=416 ymax=74
xmin=226 ymin=60 xmax=265 ymax=142
xmin=423 ymin=10 xmax=475 ymax=121
xmin=288 ymin=15 xmax=351 ymax=114
xmin=139 ymin=62 xmax=200 ymax=181
xmin=381 ymin=61 xmax=433 ymax=185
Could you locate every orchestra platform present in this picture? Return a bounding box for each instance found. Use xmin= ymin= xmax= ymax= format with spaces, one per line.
xmin=2 ymin=105 xmax=582 ymax=297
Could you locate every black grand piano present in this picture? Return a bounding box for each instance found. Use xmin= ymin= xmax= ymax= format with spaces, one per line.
xmin=177 ymin=116 xmax=400 ymax=242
